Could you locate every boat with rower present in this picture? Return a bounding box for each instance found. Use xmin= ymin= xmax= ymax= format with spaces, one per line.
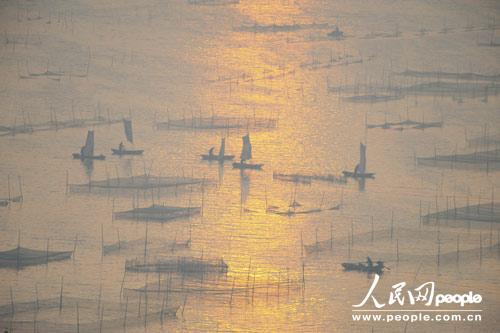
xmin=342 ymin=143 xmax=375 ymax=178
xmin=72 ymin=130 xmax=105 ymax=160
xmin=232 ymin=134 xmax=263 ymax=170
xmin=112 ymin=119 xmax=144 ymax=155
xmin=341 ymin=257 xmax=387 ymax=274
xmin=201 ymin=138 xmax=234 ymax=162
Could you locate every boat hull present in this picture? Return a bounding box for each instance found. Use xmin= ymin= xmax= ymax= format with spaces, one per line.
xmin=232 ymin=162 xmax=263 ymax=170
xmin=72 ymin=153 xmax=106 ymax=160
xmin=201 ymin=154 xmax=235 ymax=161
xmin=342 ymin=171 xmax=375 ymax=178
xmin=112 ymin=149 xmax=144 ymax=155
xmin=341 ymin=262 xmax=384 ymax=274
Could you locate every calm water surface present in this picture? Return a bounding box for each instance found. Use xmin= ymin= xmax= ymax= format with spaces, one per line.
xmin=0 ymin=0 xmax=499 ymax=332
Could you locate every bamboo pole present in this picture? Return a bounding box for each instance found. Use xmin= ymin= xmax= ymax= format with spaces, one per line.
xmin=17 ymin=176 xmax=23 ymax=202
xmin=390 ymin=211 xmax=394 ymax=242
xmin=251 ymin=274 xmax=256 ymax=305
xmin=10 ymin=286 xmax=14 ymax=315
xmin=396 ymin=239 xmax=399 ymax=263
xmin=330 ymin=222 xmax=334 ymax=251
xmin=300 ymin=231 xmax=304 ymax=257
xmin=35 ymin=284 xmax=39 ymax=312
xmin=266 ymin=274 xmax=270 ymax=303
xmin=100 ymin=224 xmax=104 ymax=261
xmin=351 ymin=221 xmax=354 ymax=247
xmin=347 ymin=231 xmax=351 ymax=259
xmin=59 ymin=277 xmax=64 ymax=313
xmin=7 ymin=175 xmax=11 ymax=201
xmin=437 ymin=239 xmax=441 ymax=269
xmin=66 ymin=170 xmax=69 ymax=195
xmin=302 ymin=261 xmax=306 ymax=289
xmin=120 ymin=270 xmax=126 ymax=299
xmin=277 ymin=271 xmax=280 ymax=304
xmin=97 ymin=282 xmax=102 ymax=318
xmin=287 ymin=267 xmax=290 ymax=298
xmin=371 ymin=217 xmax=374 ymax=243
xmin=479 ymin=233 xmax=483 ymax=266
xmin=98 ymin=305 xmax=104 ymax=333
xmin=73 ymin=235 xmax=78 ymax=261
xmin=229 ymin=277 xmax=235 ymax=307
xmin=181 ymin=294 xmax=188 ymax=318
xmin=76 ymin=302 xmax=80 ymax=333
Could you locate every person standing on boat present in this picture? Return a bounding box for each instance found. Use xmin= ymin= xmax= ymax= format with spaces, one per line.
xmin=119 ymin=141 xmax=124 ymax=152
xmin=375 ymin=261 xmax=384 ymax=274
xmin=366 ymin=256 xmax=373 ymax=271
xmin=354 ymin=164 xmax=360 ymax=176
xmin=208 ymin=147 xmax=215 ymax=158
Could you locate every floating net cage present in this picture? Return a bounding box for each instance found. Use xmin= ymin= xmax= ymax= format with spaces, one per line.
xmin=103 ymin=238 xmax=191 ymax=257
xmin=332 ymin=74 xmax=499 ymax=103
xmin=343 ymin=94 xmax=403 ymax=103
xmin=366 ymin=120 xmax=442 ymax=130
xmin=235 ymin=22 xmax=331 ymax=33
xmin=418 ymin=149 xmax=500 ymax=169
xmin=422 ymin=203 xmax=500 ymax=224
xmin=304 ymin=226 xmax=500 ymax=268
xmin=155 ymin=116 xmax=277 ymax=132
xmin=188 ymin=0 xmax=240 ymax=5
xmin=125 ymin=270 xmax=303 ymax=303
xmin=0 ymin=116 xmax=121 ymax=137
xmin=113 ymin=205 xmax=200 ymax=223
xmin=396 ymin=70 xmax=500 ymax=82
xmin=467 ymin=134 xmax=500 ymax=148
xmin=273 ymin=172 xmax=347 ymax=185
xmin=0 ymin=295 xmax=179 ymax=333
xmin=0 ymin=247 xmax=73 ymax=269
xmin=125 ymin=256 xmax=228 ymax=276
xmin=69 ymin=175 xmax=207 ymax=197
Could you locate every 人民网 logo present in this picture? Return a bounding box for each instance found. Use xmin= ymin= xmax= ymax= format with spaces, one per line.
xmin=353 ymin=274 xmax=482 ymax=308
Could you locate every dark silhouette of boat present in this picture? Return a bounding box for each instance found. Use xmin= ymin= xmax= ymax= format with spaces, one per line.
xmin=201 ymin=138 xmax=234 ymax=162
xmin=72 ymin=130 xmax=105 ymax=160
xmin=111 ymin=147 xmax=144 ymax=156
xmin=112 ymin=119 xmax=144 ymax=156
xmin=342 ymin=143 xmax=375 ymax=178
xmin=327 ymin=26 xmax=344 ymax=40
xmin=233 ymin=162 xmax=263 ymax=170
xmin=342 ymin=257 xmax=386 ymax=274
xmin=232 ymin=134 xmax=263 ymax=170
xmin=72 ymin=153 xmax=105 ymax=160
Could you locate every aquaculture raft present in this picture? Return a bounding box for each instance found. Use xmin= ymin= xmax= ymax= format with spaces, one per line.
xmin=0 ymin=246 xmax=72 ymax=268
xmin=114 ymin=205 xmax=200 ymax=222
xmin=125 ymin=256 xmax=228 ymax=275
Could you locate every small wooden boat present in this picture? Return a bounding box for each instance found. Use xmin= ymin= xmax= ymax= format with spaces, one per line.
xmin=72 ymin=153 xmax=105 ymax=160
xmin=232 ymin=162 xmax=263 ymax=170
xmin=201 ymin=138 xmax=234 ymax=161
xmin=342 ymin=171 xmax=375 ymax=178
xmin=342 ymin=257 xmax=386 ymax=274
xmin=232 ymin=134 xmax=263 ymax=170
xmin=327 ymin=26 xmax=344 ymax=40
xmin=111 ymin=148 xmax=144 ymax=155
xmin=203 ymin=154 xmax=235 ymax=161
xmin=72 ymin=130 xmax=105 ymax=160
xmin=112 ymin=119 xmax=144 ymax=156
xmin=343 ymin=143 xmax=375 ymax=178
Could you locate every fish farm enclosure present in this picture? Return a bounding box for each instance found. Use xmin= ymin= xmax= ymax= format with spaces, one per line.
xmin=0 ymin=0 xmax=499 ymax=332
